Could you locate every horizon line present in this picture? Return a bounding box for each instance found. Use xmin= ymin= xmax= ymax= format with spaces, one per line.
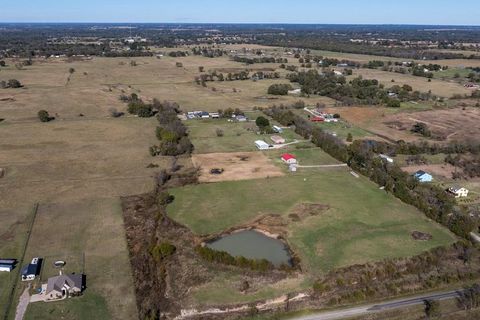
xmin=1 ymin=22 xmax=480 ymax=27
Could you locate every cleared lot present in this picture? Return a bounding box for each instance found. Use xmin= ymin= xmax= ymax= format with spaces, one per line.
xmin=193 ymin=152 xmax=285 ymax=183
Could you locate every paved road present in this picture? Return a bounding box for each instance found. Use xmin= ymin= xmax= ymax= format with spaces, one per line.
xmin=290 ymin=290 xmax=462 ymax=320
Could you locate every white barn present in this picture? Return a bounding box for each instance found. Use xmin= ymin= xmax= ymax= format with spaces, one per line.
xmin=255 ymin=140 xmax=270 ymax=150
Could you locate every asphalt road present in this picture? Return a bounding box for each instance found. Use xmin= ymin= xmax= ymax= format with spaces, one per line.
xmin=290 ymin=290 xmax=462 ymax=320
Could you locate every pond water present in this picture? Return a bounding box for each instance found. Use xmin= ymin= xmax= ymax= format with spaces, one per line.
xmin=206 ymin=229 xmax=292 ymax=267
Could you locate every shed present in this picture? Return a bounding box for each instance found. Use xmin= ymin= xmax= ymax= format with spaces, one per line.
xmin=255 ymin=140 xmax=270 ymax=150
xmin=0 ymin=264 xmax=13 ymax=272
xmin=21 ymin=257 xmax=41 ymax=281
xmin=272 ymin=125 xmax=283 ymax=133
xmin=270 ymin=135 xmax=286 ymax=144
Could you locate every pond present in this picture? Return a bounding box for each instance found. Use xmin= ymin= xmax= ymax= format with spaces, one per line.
xmin=206 ymin=229 xmax=293 ymax=267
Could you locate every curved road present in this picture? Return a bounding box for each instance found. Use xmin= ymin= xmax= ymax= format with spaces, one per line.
xmin=290 ymin=290 xmax=462 ymax=320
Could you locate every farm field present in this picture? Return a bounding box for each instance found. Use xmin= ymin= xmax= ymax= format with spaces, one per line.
xmin=167 ymin=168 xmax=456 ymax=274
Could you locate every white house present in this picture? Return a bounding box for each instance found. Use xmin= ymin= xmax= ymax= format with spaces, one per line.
xmin=281 ymin=153 xmax=297 ymax=164
xmin=334 ymin=71 xmax=343 ymax=76
xmin=448 ymin=187 xmax=469 ymax=198
xmin=255 ymin=140 xmax=270 ymax=150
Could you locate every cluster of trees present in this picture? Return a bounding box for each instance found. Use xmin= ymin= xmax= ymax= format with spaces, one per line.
xmin=216 ymin=107 xmax=244 ymax=118
xmin=195 ymin=245 xmax=275 ymax=272
xmin=312 ymin=242 xmax=478 ymax=307
xmin=0 ymin=79 xmax=22 ymax=89
xmin=288 ymin=70 xmax=432 ymax=105
xmin=191 ymin=47 xmax=227 ymax=58
xmin=264 ymin=107 xmax=475 ymax=238
xmin=167 ymin=51 xmax=189 ymax=57
xmin=445 ymin=154 xmax=480 ymax=179
xmin=195 ymin=70 xmax=257 ymax=84
xmin=267 ymin=83 xmax=293 ymax=95
xmin=121 ymin=94 xmax=155 ymax=118
xmin=367 ymin=139 xmax=480 ymax=157
xmin=364 ymin=60 xmax=385 ymax=69
xmin=150 ymin=101 xmax=193 ymax=156
xmin=232 ymin=55 xmax=287 ymax=64
xmin=457 ymin=284 xmax=480 ymax=311
xmin=411 ymin=122 xmax=432 ymax=137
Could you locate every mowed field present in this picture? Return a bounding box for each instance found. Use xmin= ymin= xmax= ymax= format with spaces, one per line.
xmin=167 ymin=162 xmax=455 ymax=274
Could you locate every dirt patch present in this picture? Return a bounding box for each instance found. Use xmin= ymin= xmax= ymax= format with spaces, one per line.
xmin=402 ymin=164 xmax=456 ymax=179
xmin=411 ymin=231 xmax=433 ymax=241
xmin=192 ymin=152 xmax=284 ymax=183
xmin=289 ymin=203 xmax=330 ymax=222
xmin=382 ymin=107 xmax=480 ymax=142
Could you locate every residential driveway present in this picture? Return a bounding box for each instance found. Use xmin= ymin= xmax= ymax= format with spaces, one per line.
xmin=30 ymin=284 xmax=47 ymax=302
xmin=15 ymin=285 xmax=30 ymax=320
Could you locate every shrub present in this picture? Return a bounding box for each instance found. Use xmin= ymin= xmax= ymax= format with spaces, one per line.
xmin=7 ymin=79 xmax=22 ymax=88
xmin=215 ymin=128 xmax=224 ymax=137
xmin=346 ymin=133 xmax=353 ymax=142
xmin=255 ymin=116 xmax=270 ymax=129
xmin=37 ymin=110 xmax=51 ymax=122
xmin=150 ymin=242 xmax=176 ymax=261
xmin=267 ymin=83 xmax=293 ymax=95
xmin=386 ymin=99 xmax=401 ymax=108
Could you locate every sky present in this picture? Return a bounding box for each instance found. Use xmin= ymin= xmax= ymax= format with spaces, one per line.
xmin=1 ymin=0 xmax=479 ymax=25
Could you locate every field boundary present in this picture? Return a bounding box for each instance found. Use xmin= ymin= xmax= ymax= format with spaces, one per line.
xmin=3 ymin=203 xmax=39 ymax=320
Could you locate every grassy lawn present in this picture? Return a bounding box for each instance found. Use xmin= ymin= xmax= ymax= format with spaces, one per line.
xmin=187 ymin=118 xmax=312 ymax=154
xmin=24 ymin=291 xmax=110 ymax=320
xmin=168 ymin=170 xmax=455 ymax=275
xmin=433 ymin=67 xmax=472 ymax=80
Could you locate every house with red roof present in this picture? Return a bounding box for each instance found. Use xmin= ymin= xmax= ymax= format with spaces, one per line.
xmin=281 ymin=153 xmax=297 ymax=164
